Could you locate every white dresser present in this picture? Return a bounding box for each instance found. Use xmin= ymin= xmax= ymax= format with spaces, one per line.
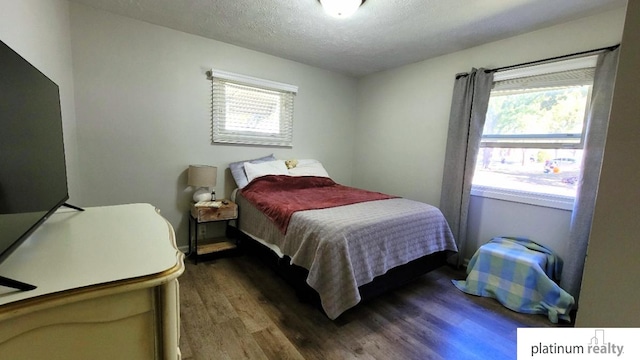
xmin=0 ymin=203 xmax=185 ymax=359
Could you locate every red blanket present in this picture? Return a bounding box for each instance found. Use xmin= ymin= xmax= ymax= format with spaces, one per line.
xmin=240 ymin=175 xmax=397 ymax=233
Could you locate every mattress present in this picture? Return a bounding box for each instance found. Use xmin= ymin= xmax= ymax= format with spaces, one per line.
xmin=235 ymin=183 xmax=457 ymax=319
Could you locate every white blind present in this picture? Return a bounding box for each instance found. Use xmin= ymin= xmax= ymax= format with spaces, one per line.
xmin=210 ymin=69 xmax=297 ymax=147
xmin=492 ymin=55 xmax=597 ymax=92
xmin=492 ymin=68 xmax=595 ymax=93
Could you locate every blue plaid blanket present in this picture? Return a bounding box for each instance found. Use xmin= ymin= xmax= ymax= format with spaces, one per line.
xmin=452 ymin=237 xmax=575 ymax=323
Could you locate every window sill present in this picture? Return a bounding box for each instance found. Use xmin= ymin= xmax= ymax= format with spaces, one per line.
xmin=470 ymin=185 xmax=574 ymax=211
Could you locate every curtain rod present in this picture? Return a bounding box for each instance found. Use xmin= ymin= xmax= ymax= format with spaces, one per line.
xmin=486 ymin=44 xmax=620 ymax=74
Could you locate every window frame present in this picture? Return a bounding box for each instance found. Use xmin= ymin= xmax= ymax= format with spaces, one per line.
xmin=210 ymin=69 xmax=298 ymax=147
xmin=471 ymin=56 xmax=598 ymax=209
xmin=470 ymin=185 xmax=575 ymax=210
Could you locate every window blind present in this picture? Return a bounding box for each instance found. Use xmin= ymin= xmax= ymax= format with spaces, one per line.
xmin=492 ymin=68 xmax=595 ymax=93
xmin=210 ymin=69 xmax=297 ymax=147
xmin=492 ymin=55 xmax=597 ymax=92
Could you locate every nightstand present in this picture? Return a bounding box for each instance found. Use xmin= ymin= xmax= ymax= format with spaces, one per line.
xmin=188 ymin=200 xmax=238 ymax=263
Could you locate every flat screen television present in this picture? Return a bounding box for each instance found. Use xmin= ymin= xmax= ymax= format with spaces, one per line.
xmin=0 ymin=39 xmax=78 ymax=291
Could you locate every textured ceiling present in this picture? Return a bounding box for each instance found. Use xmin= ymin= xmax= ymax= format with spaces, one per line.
xmin=69 ymin=0 xmax=626 ymax=77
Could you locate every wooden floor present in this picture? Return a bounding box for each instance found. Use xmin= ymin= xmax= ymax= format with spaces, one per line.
xmin=178 ymin=254 xmax=560 ymax=360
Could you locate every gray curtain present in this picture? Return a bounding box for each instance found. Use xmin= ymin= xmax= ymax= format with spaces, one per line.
xmin=561 ymin=48 xmax=620 ymax=301
xmin=439 ymin=68 xmax=494 ymax=267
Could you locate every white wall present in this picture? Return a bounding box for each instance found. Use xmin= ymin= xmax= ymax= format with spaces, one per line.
xmin=0 ymin=0 xmax=80 ymax=204
xmin=467 ymin=198 xmax=572 ymax=263
xmin=2 ymin=1 xmax=627 ymax=265
xmin=69 ymin=3 xmax=358 ymax=247
xmin=577 ymin=1 xmax=640 ymax=326
xmin=355 ymin=8 xmax=626 ymax=262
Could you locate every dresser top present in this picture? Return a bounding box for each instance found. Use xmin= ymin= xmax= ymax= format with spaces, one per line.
xmin=0 ymin=203 xmax=183 ymax=306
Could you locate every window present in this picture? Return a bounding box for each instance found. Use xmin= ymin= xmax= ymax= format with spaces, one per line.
xmin=210 ymin=69 xmax=297 ymax=147
xmin=472 ymin=56 xmax=597 ymax=209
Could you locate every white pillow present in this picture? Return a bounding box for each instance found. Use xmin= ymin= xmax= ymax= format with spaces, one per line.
xmin=244 ymin=160 xmax=289 ymax=183
xmin=288 ymin=159 xmax=330 ymax=178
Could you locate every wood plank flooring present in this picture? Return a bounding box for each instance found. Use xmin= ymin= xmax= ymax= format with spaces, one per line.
xmin=178 ymin=254 xmax=561 ymax=360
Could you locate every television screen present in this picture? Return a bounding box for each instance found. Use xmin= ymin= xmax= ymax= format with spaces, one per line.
xmin=0 ymin=39 xmax=69 ymax=288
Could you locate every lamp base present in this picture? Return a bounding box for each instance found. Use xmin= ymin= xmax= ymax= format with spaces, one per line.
xmin=193 ymin=187 xmax=212 ymax=202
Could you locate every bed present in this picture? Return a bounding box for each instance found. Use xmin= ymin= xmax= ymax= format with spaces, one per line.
xmin=228 ymin=156 xmax=458 ymax=319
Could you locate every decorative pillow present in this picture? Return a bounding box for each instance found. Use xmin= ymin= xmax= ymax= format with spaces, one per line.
xmin=244 ymin=160 xmax=289 ymax=184
xmin=229 ymin=154 xmax=276 ymax=188
xmin=287 ymin=159 xmax=330 ymax=178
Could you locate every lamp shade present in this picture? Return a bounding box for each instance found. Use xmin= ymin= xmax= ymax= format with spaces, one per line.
xmin=188 ymin=165 xmax=217 ymax=187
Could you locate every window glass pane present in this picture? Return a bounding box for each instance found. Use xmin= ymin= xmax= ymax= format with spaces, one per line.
xmin=474 ymin=148 xmax=582 ymax=197
xmin=224 ymin=83 xmax=281 ymax=134
xmin=473 ymin=65 xmax=594 ymax=202
xmin=210 ymin=72 xmax=296 ymax=147
xmin=482 ymin=85 xmax=590 ymax=144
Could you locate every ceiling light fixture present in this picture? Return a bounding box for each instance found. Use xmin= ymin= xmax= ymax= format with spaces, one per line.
xmin=319 ymin=0 xmax=366 ymax=18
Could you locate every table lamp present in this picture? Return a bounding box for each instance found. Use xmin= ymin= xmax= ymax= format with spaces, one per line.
xmin=188 ymin=165 xmax=217 ymax=202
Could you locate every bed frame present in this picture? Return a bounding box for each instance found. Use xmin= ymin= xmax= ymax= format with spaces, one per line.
xmin=228 ymin=225 xmax=450 ymax=316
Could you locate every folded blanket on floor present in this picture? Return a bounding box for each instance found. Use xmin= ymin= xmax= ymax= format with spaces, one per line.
xmin=452 ymin=237 xmax=575 ymax=323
